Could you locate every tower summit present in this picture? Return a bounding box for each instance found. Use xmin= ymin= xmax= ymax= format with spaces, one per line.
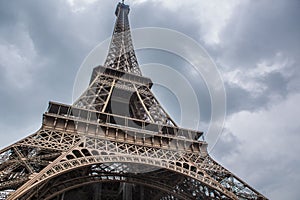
xmin=0 ymin=2 xmax=267 ymax=200
xmin=104 ymin=1 xmax=141 ymax=75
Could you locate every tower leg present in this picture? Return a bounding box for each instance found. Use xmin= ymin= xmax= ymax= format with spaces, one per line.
xmin=140 ymin=185 xmax=144 ymax=200
xmin=122 ymin=183 xmax=133 ymax=200
xmin=93 ymin=183 xmax=102 ymax=200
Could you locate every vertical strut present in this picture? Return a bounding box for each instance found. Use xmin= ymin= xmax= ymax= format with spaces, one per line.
xmin=101 ymin=79 xmax=116 ymax=112
xmin=133 ymin=84 xmax=155 ymax=123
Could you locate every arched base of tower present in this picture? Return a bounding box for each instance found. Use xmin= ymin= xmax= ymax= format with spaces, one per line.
xmin=19 ymin=163 xmax=228 ymax=200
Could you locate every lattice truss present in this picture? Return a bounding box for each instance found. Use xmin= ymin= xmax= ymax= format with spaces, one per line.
xmin=74 ymin=75 xmax=115 ymax=112
xmin=74 ymin=72 xmax=176 ymax=126
xmin=0 ymin=123 xmax=266 ymax=199
xmin=0 ymin=129 xmax=80 ymax=199
xmin=104 ymin=2 xmax=141 ymax=75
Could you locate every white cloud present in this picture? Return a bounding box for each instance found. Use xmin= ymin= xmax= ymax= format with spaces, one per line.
xmin=67 ymin=0 xmax=98 ymax=13
xmin=222 ymin=93 xmax=300 ymax=199
xmin=223 ymin=68 xmax=267 ymax=96
xmin=250 ymin=52 xmax=293 ymax=77
xmin=223 ymin=52 xmax=294 ymax=96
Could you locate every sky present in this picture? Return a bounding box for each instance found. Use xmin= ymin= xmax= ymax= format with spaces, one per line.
xmin=0 ymin=0 xmax=300 ymax=199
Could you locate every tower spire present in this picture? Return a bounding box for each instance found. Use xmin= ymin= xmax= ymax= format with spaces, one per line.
xmin=104 ymin=2 xmax=141 ymax=75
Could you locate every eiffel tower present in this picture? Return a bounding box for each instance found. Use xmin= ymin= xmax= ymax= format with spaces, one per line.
xmin=0 ymin=2 xmax=267 ymax=200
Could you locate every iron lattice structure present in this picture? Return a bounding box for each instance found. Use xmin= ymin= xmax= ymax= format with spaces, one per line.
xmin=0 ymin=2 xmax=267 ymax=200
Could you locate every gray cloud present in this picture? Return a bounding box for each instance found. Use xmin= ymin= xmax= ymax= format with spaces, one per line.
xmin=212 ymin=93 xmax=300 ymax=199
xmin=0 ymin=0 xmax=117 ymax=145
xmin=219 ymin=0 xmax=300 ymax=66
xmin=211 ymin=0 xmax=300 ymax=117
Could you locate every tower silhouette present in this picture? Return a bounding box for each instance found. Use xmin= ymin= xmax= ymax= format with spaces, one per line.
xmin=0 ymin=2 xmax=267 ymax=200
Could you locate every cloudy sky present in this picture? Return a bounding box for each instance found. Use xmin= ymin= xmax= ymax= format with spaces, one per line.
xmin=0 ymin=0 xmax=299 ymax=199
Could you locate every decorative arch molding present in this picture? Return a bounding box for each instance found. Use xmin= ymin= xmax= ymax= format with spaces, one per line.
xmin=13 ymin=153 xmax=233 ymax=200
